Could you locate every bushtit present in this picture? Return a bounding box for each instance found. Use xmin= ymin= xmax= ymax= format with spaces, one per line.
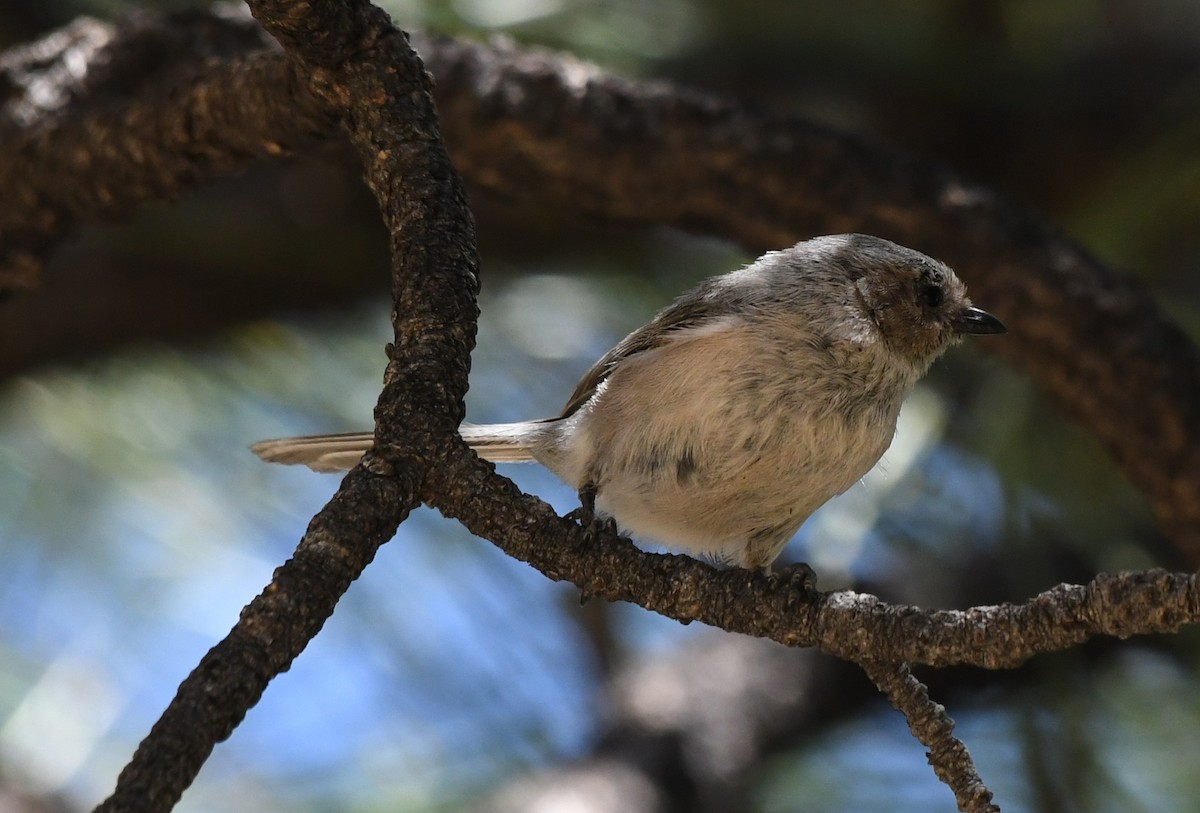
xmin=253 ymin=234 xmax=1004 ymax=570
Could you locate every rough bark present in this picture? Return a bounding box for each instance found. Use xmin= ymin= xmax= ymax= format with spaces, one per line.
xmin=91 ymin=0 xmax=479 ymax=809
xmin=863 ymin=659 xmax=997 ymax=813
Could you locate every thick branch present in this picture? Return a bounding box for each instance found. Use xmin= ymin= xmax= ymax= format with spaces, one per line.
xmin=0 ymin=10 xmax=331 ymax=290
xmin=94 ymin=0 xmax=479 ymax=810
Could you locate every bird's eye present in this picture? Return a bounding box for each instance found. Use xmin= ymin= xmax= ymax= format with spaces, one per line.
xmin=919 ymin=284 xmax=944 ymax=309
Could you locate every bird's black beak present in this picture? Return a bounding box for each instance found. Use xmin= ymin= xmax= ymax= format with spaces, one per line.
xmin=953 ymin=306 xmax=1007 ymax=335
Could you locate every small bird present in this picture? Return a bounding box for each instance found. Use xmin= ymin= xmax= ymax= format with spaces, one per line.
xmin=253 ymin=234 xmax=1005 ymax=570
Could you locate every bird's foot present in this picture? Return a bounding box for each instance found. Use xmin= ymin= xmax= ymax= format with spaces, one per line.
xmin=564 ymin=482 xmax=597 ymax=523
xmin=764 ymin=561 xmax=819 ymax=596
xmin=565 ymin=511 xmax=618 ymax=545
xmin=565 ymin=483 xmax=618 ymax=543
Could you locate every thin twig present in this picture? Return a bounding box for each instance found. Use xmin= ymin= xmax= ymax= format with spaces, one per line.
xmin=862 ymin=659 xmax=999 ymax=813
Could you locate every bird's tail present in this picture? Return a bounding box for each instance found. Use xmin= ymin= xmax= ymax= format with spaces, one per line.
xmin=250 ymin=422 xmax=542 ymax=473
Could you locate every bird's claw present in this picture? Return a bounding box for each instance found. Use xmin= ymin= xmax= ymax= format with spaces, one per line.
xmin=565 ymin=483 xmax=620 ymax=543
xmin=583 ymin=515 xmax=619 ymax=544
xmin=565 ymin=509 xmax=618 ymax=544
xmin=765 ymin=561 xmax=819 ymax=596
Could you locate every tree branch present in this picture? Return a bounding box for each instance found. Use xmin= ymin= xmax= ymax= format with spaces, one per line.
xmin=862 ymin=659 xmax=997 ymax=813
xmin=95 ymin=470 xmax=420 ymax=812
xmin=93 ymin=0 xmax=479 ymax=810
xmin=427 ymin=448 xmax=1200 ymax=668
xmin=479 ymin=551 xmax=1043 ymax=813
xmin=0 ymin=9 xmax=331 ymax=290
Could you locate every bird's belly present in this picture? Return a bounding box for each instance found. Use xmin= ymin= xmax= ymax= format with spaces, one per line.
xmin=593 ymin=406 xmax=895 ymax=566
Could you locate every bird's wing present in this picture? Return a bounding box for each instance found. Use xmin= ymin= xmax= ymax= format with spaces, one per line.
xmin=559 ymin=291 xmax=736 ymax=418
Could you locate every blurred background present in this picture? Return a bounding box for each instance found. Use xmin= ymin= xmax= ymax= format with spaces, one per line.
xmin=1 ymin=1 xmax=1199 ymax=811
